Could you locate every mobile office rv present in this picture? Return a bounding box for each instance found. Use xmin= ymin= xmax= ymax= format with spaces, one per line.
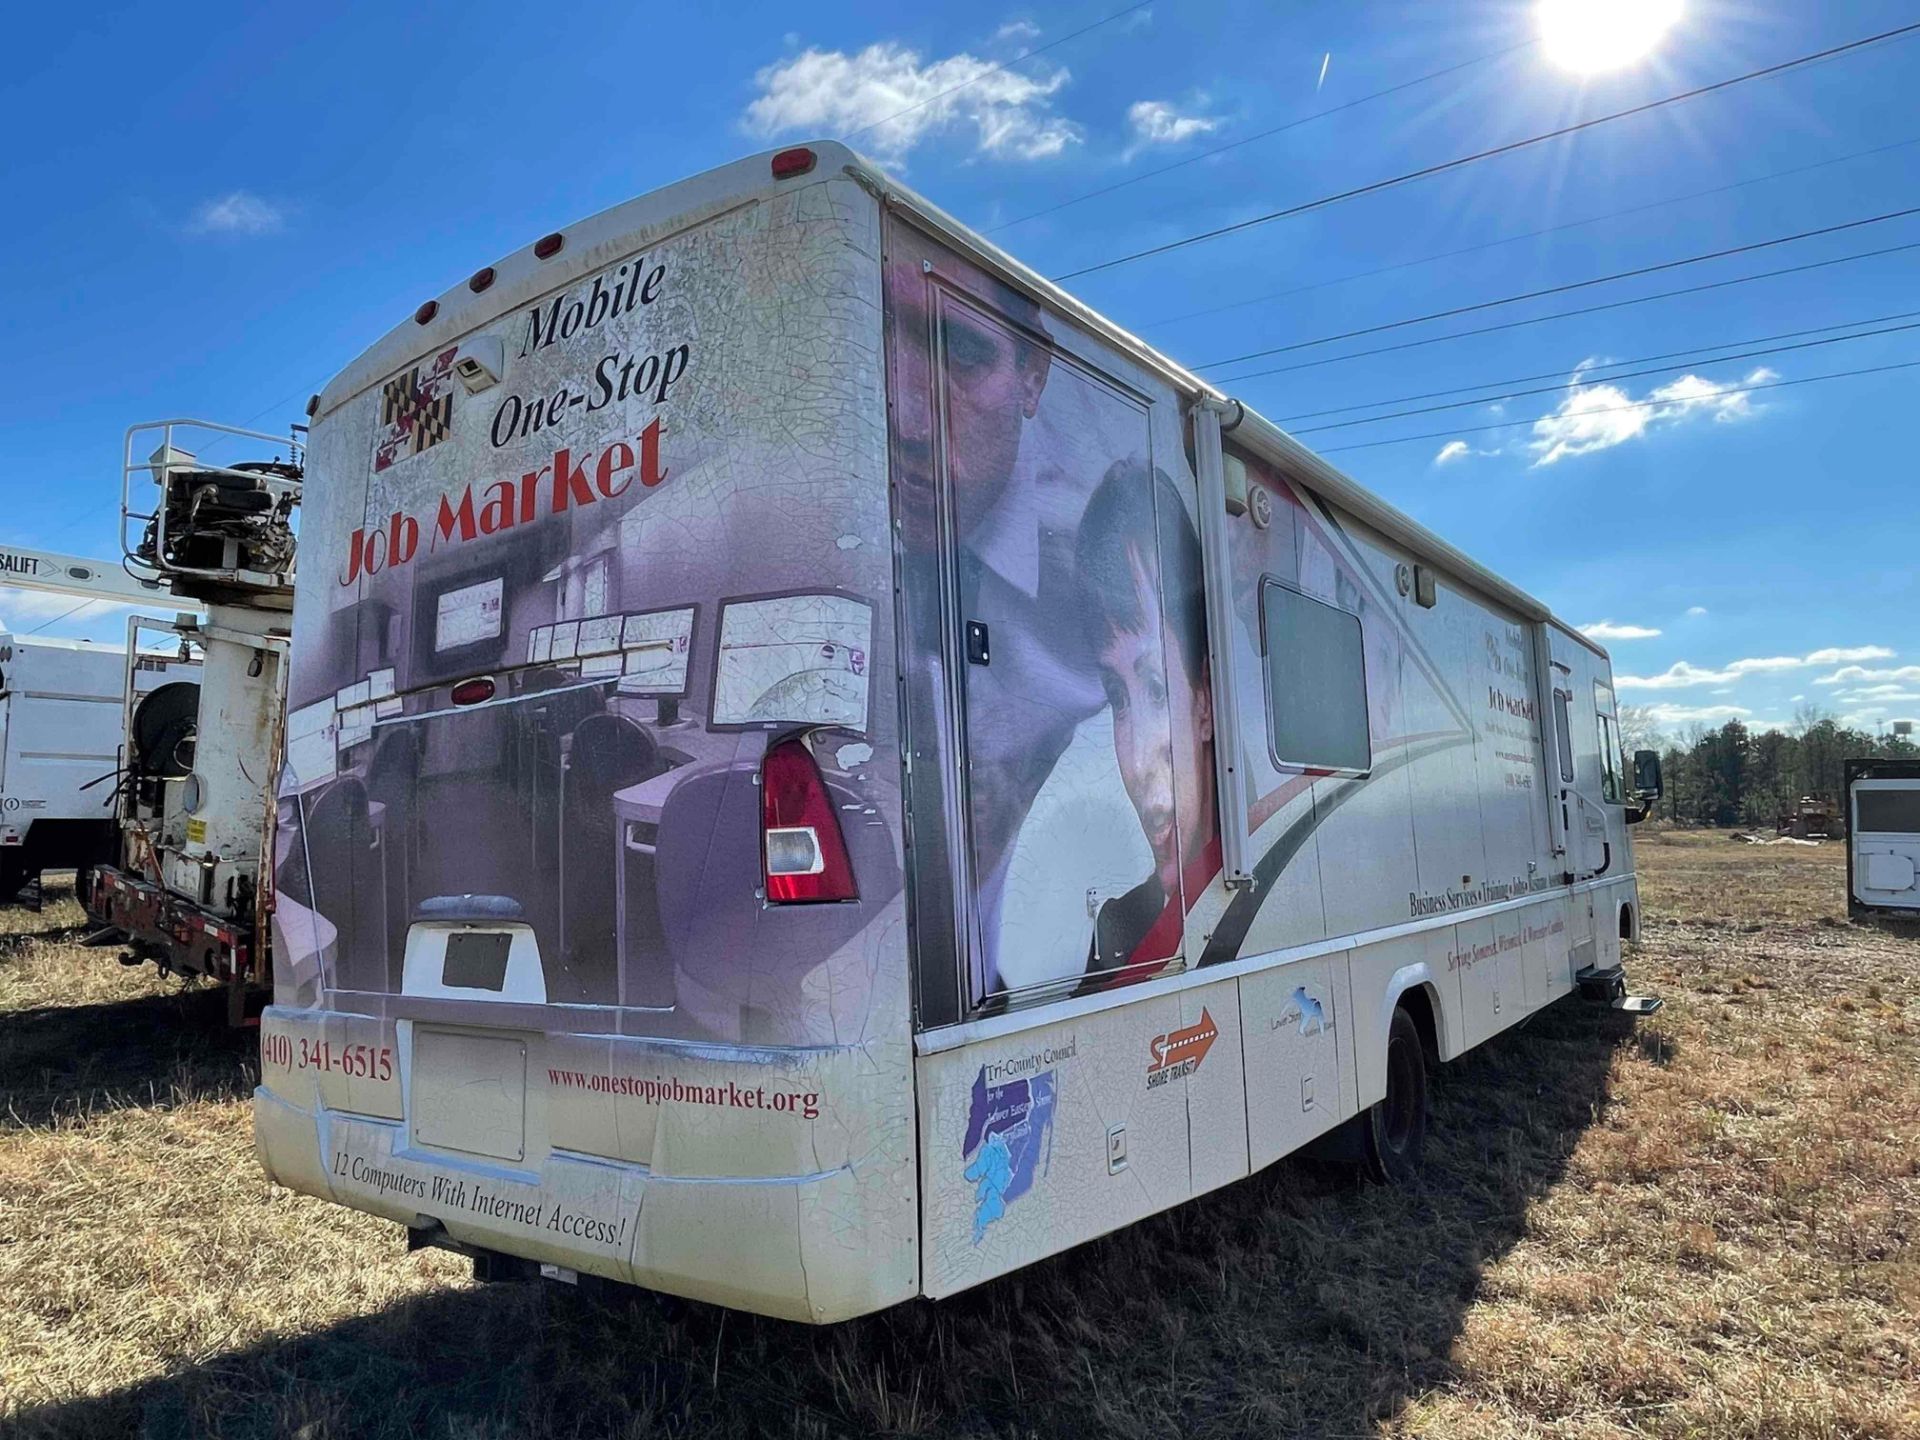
xmin=1846 ymin=757 xmax=1920 ymax=915
xmin=82 ymin=423 xmax=302 ymax=1021
xmin=258 ymin=143 xmax=1660 ymax=1323
xmin=0 ymin=547 xmax=184 ymax=902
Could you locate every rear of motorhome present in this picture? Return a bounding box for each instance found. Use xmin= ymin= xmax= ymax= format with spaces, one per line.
xmin=1846 ymin=757 xmax=1920 ymax=914
xmin=257 ymin=142 xmax=1659 ymax=1323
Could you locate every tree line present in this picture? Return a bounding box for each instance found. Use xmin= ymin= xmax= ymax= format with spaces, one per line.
xmin=1620 ymin=706 xmax=1919 ymax=829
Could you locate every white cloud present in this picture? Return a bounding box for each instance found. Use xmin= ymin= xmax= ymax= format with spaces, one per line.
xmin=1685 ymin=605 xmax=1709 ymax=617
xmin=1125 ymin=99 xmax=1220 ymax=155
xmin=1642 ymin=702 xmax=1753 ymax=726
xmin=189 ymin=191 xmax=285 ymax=236
xmin=1838 ymin=686 xmax=1920 ymax=702
xmin=1433 ymin=440 xmax=1471 ymax=466
xmin=1527 ymin=363 xmax=1775 ymax=467
xmin=994 ymin=18 xmax=1041 ymax=42
xmin=1579 ymin=620 xmax=1662 ymax=641
xmin=1619 ymin=646 xmax=1896 ymax=690
xmin=744 ymin=42 xmax=1080 ymax=163
xmin=1817 ymin=663 xmax=1920 ymax=686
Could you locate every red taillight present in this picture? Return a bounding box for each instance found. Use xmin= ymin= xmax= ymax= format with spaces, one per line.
xmin=771 ymin=146 xmax=817 ymax=180
xmin=414 ymin=299 xmax=439 ymax=325
xmin=468 ymin=266 xmax=496 ymax=293
xmin=451 ymin=676 xmax=495 ymax=706
xmin=762 ymin=735 xmax=856 ymax=903
xmin=533 ymin=231 xmax=565 ymax=259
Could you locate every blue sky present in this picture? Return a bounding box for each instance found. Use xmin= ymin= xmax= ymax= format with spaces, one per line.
xmin=3 ymin=0 xmax=1916 ymax=739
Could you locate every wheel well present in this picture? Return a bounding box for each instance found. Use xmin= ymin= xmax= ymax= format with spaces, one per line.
xmin=1395 ymin=984 xmax=1440 ymax=1065
xmin=1619 ymin=901 xmax=1635 ymax=939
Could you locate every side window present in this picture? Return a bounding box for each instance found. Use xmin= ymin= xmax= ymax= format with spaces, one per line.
xmin=1552 ymin=688 xmax=1575 ymax=784
xmin=1594 ymin=681 xmax=1624 ymax=804
xmin=1260 ymin=578 xmax=1371 ymax=773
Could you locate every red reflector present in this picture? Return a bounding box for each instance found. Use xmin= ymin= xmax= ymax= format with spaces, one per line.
xmin=451 ymin=676 xmax=496 ymax=706
xmin=414 ymin=299 xmax=439 ymax=325
xmin=762 ymin=736 xmax=856 ymax=903
xmin=771 ymin=147 xmax=817 ymax=180
xmin=533 ymin=232 xmax=565 ymax=259
xmin=468 ymin=266 xmax=496 ymax=293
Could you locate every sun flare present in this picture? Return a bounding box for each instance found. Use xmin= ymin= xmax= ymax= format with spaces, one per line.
xmin=1537 ymin=0 xmax=1682 ymax=74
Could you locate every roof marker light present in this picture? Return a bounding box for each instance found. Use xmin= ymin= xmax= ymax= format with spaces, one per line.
xmin=771 ymin=147 xmax=817 ymax=180
xmin=414 ymin=300 xmax=439 ymax=325
xmin=469 ymin=266 xmax=496 ymax=293
xmin=534 ymin=232 xmax=564 ymax=259
xmin=451 ymin=676 xmax=496 ymax=707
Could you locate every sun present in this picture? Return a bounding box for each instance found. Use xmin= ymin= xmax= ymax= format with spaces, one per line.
xmin=1537 ymin=0 xmax=1682 ymax=74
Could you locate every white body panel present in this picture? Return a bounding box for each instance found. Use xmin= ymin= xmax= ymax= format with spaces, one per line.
xmin=0 ymin=635 xmax=127 ymax=852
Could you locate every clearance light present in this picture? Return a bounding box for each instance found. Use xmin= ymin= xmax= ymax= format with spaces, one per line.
xmin=451 ymin=676 xmax=496 ymax=706
xmin=771 ymin=147 xmax=817 ymax=180
xmin=414 ymin=300 xmax=439 ymax=325
xmin=762 ymin=735 xmax=856 ymax=903
xmin=534 ymin=232 xmax=565 ymax=260
xmin=469 ymin=266 xmax=496 ymax=293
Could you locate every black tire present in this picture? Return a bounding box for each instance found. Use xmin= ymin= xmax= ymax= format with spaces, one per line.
xmin=1361 ymin=1005 xmax=1429 ymax=1185
xmin=0 ymin=852 xmax=22 ymax=906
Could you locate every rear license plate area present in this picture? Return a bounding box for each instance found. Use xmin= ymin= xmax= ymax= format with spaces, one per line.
xmin=411 ymin=1029 xmax=529 ymax=1162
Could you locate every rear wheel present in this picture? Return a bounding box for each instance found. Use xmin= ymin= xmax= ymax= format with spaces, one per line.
xmin=1361 ymin=1005 xmax=1428 ymax=1184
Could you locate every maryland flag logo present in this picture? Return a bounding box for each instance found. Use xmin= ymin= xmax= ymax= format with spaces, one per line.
xmin=373 ymin=346 xmax=458 ymax=472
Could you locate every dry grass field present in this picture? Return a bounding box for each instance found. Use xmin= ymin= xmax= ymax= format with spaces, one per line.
xmin=2 ymin=833 xmax=1916 ymax=1439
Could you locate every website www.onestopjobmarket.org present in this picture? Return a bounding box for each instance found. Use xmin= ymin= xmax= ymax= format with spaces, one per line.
xmin=546 ymin=1066 xmax=821 ymax=1121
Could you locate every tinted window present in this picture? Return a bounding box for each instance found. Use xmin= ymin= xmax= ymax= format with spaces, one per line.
xmin=1261 ymin=580 xmax=1371 ymax=773
xmin=1553 ymin=689 xmax=1575 ymax=784
xmin=1857 ymin=788 xmax=1920 ymax=833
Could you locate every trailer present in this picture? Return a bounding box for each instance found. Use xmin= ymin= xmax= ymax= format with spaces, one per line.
xmin=255 ymin=142 xmax=1662 ymax=1323
xmin=0 ymin=547 xmax=190 ymax=904
xmin=1846 ymin=758 xmax=1920 ymax=915
xmin=81 ymin=422 xmax=302 ymax=1022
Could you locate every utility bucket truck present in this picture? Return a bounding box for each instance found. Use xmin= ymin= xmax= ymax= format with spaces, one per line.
xmin=82 ymin=421 xmax=302 ymax=1022
xmin=257 ymin=144 xmax=1662 ymax=1323
xmin=0 ymin=547 xmax=186 ymax=904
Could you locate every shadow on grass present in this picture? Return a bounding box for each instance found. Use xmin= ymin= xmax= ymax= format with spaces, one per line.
xmin=0 ymin=986 xmax=256 ymax=1130
xmin=6 ymin=999 xmax=1634 ymax=1440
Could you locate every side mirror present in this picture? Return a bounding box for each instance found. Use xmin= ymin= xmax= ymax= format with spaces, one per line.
xmin=1633 ymin=749 xmax=1663 ymax=800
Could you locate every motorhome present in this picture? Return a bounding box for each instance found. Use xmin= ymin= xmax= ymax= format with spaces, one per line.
xmin=0 ymin=548 xmax=181 ymax=903
xmin=82 ymin=422 xmax=302 ymax=1021
xmin=257 ymin=142 xmax=1661 ymax=1323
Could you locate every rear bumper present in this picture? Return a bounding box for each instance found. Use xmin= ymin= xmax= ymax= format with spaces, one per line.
xmin=87 ymin=865 xmax=257 ymax=983
xmin=252 ymin=1006 xmax=918 ymax=1323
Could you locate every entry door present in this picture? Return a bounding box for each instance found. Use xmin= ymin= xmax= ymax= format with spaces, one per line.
xmin=1547 ymin=650 xmax=1606 ymax=882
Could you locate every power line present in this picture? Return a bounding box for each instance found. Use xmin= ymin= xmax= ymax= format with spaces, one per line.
xmin=1215 ymin=238 xmax=1920 ymax=384
xmin=25 ymin=599 xmax=99 ymax=635
xmin=985 ymin=38 xmax=1539 ymax=234
xmin=1275 ymin=308 xmax=1920 ymax=422
xmin=1316 ymin=357 xmax=1920 ymax=455
xmin=1290 ymin=318 xmax=1920 ymax=434
xmin=1052 ymin=20 xmax=1920 ymax=281
xmin=1197 ymin=205 xmax=1920 ymax=370
xmin=1140 ymin=133 xmax=1920 ymax=332
xmin=840 ymin=1 xmax=1155 ymax=144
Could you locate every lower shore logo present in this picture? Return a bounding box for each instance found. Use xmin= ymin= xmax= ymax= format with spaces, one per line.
xmin=1277 ymin=986 xmax=1331 ymax=1036
xmin=961 ymin=1061 xmax=1059 ymax=1245
xmin=1146 ymin=1007 xmax=1217 ymax=1088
